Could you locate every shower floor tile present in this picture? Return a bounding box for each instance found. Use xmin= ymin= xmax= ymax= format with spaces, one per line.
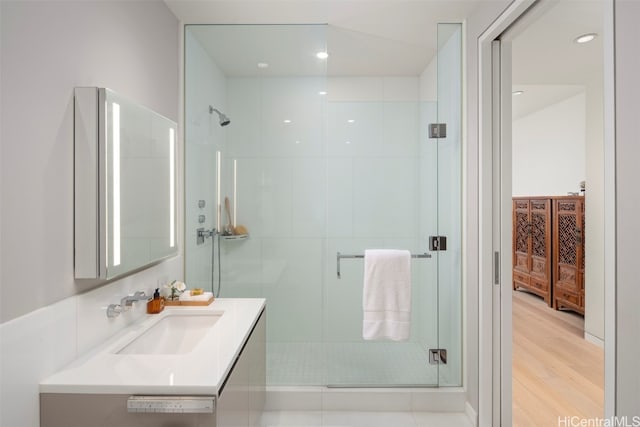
xmin=268 ymin=342 xmax=325 ymax=385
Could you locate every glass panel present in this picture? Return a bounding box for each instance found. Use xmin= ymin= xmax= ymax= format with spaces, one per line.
xmin=184 ymin=22 xmax=462 ymax=389
xmin=436 ymin=23 xmax=463 ymax=386
xmin=185 ymin=25 xmax=328 ymax=389
xmin=322 ymin=27 xmax=438 ymax=387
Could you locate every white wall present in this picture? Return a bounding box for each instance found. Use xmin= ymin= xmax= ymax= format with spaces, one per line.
xmin=0 ymin=2 xmax=180 ymax=426
xmin=0 ymin=0 xmax=180 ymax=322
xmin=512 ymin=86 xmax=605 ymax=343
xmin=512 ymin=92 xmax=586 ymax=196
xmin=614 ymin=0 xmax=640 ymax=416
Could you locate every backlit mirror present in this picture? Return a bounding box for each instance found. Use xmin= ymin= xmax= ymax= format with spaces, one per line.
xmin=74 ymin=87 xmax=177 ymax=279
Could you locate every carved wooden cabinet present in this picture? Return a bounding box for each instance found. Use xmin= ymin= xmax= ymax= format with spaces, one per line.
xmin=512 ymin=196 xmax=585 ymax=315
xmin=552 ymin=197 xmax=585 ymax=314
xmin=512 ymin=198 xmax=553 ymax=305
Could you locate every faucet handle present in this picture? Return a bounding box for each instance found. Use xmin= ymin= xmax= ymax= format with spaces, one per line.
xmin=121 ymin=291 xmax=150 ymax=308
xmin=107 ymin=304 xmax=122 ymax=318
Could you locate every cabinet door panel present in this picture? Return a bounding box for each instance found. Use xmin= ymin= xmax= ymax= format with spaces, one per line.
xmin=553 ymin=198 xmax=585 ymax=314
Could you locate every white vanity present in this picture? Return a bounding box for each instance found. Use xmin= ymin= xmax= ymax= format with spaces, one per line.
xmin=40 ymin=298 xmax=265 ymax=427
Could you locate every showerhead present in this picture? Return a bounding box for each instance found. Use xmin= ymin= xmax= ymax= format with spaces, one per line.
xmin=209 ymin=106 xmax=231 ymax=127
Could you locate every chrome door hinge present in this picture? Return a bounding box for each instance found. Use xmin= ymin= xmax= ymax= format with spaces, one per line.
xmin=429 ymin=236 xmax=447 ymax=251
xmin=429 ymin=349 xmax=447 ymax=365
xmin=429 ymin=123 xmax=447 ymax=139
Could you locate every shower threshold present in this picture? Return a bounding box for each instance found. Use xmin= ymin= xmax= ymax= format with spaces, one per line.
xmin=326 ymin=384 xmax=438 ymax=388
xmin=265 ymin=386 xmax=466 ymax=412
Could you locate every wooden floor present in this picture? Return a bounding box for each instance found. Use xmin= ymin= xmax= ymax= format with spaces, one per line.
xmin=512 ymin=290 xmax=604 ymax=426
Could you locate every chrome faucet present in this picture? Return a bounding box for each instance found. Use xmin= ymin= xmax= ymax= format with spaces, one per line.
xmin=120 ymin=291 xmax=149 ymax=308
xmin=106 ymin=291 xmax=149 ymax=318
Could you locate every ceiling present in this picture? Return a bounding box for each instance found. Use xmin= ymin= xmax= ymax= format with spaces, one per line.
xmin=510 ymin=0 xmax=605 ymax=118
xmin=167 ymin=0 xmax=606 ymax=114
xmin=167 ymin=0 xmax=484 ymax=76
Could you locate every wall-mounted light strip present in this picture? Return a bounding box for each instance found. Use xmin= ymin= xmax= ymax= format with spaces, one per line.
xmin=233 ymin=159 xmax=237 ymax=227
xmin=169 ymin=128 xmax=175 ymax=248
xmin=216 ymin=151 xmax=221 ymax=231
xmin=112 ymin=103 xmax=121 ymax=266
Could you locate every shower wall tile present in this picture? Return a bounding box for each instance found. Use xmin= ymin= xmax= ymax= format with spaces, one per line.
xmin=227 ymin=78 xmax=262 ymax=158
xmin=381 ymin=102 xmax=420 ymax=158
xmin=219 ymin=283 xmax=263 ymax=299
xmin=353 ymin=158 xmax=418 ymax=238
xmin=221 ymin=237 xmax=263 ymax=287
xmin=261 ymin=159 xmax=293 ymax=237
xmin=327 ymin=102 xmax=383 ymax=157
xmin=261 ymin=78 xmax=324 ymax=158
xmin=326 ymin=158 xmax=353 ymax=238
xmin=327 ymin=77 xmax=384 ymax=102
xmin=261 ymin=238 xmax=323 ymax=288
xmin=186 ymin=239 xmax=216 ymax=290
xmin=292 ymin=159 xmax=326 ymax=237
xmin=185 ymin=142 xmax=216 ymax=233
xmin=324 ymin=284 xmax=363 ymax=341
xmin=234 ymin=158 xmax=264 ymax=237
xmin=264 ymin=284 xmax=322 ymax=342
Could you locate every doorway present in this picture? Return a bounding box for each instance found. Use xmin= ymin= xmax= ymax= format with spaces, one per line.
xmin=477 ymin=0 xmax=615 ymax=424
xmin=506 ymin=1 xmax=606 ymax=424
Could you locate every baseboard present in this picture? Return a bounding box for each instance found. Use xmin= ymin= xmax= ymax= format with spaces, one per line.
xmin=584 ymin=332 xmax=604 ymax=348
xmin=465 ymin=401 xmax=478 ymax=426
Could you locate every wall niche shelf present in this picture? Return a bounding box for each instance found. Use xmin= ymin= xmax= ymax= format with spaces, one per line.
xmin=221 ymin=234 xmax=249 ymax=241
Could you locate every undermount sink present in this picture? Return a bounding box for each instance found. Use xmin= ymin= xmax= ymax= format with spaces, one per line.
xmin=116 ymin=312 xmax=222 ymax=355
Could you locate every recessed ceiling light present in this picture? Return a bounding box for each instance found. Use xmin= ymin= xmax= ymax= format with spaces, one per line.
xmin=512 ymin=90 xmax=524 ymax=96
xmin=316 ymin=51 xmax=329 ymax=59
xmin=283 ymin=119 xmax=292 ymax=124
xmin=347 ymin=119 xmax=355 ymax=123
xmin=345 ymin=141 xmax=351 ymax=145
xmin=318 ymin=91 xmax=327 ymax=96
xmin=257 ymin=62 xmax=269 ymax=69
xmin=574 ymin=33 xmax=597 ymax=44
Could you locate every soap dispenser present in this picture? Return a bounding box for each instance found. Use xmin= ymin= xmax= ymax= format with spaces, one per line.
xmin=147 ymin=288 xmax=165 ymax=314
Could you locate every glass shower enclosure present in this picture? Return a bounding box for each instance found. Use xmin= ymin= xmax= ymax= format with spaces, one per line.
xmin=185 ymin=23 xmax=462 ymax=388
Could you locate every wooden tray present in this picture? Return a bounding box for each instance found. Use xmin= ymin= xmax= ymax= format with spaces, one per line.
xmin=164 ymin=295 xmax=214 ymax=306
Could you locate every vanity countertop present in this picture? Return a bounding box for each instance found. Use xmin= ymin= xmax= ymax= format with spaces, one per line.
xmin=40 ymin=298 xmax=265 ymax=396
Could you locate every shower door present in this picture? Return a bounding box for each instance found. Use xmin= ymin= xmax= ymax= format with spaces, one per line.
xmin=323 ymin=23 xmax=462 ymax=388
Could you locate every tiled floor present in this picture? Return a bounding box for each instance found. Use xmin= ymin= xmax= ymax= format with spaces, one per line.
xmin=260 ymin=411 xmax=472 ymax=427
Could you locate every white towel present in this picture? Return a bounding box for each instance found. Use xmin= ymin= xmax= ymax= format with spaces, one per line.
xmin=362 ymin=249 xmax=411 ymax=341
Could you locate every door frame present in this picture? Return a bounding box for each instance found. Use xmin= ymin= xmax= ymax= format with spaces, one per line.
xmin=477 ymin=0 xmax=617 ymax=424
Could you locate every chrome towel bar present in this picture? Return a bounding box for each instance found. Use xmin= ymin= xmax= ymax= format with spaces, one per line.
xmin=336 ymin=251 xmax=432 ymax=279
